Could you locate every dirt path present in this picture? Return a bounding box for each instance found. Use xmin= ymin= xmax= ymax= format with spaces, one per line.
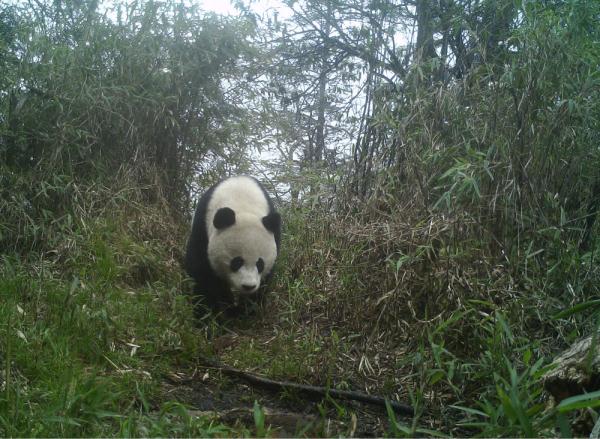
xmin=156 ymin=297 xmax=414 ymax=436
xmin=162 ymin=364 xmax=391 ymax=436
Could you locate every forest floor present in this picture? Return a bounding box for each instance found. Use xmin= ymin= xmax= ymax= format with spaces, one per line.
xmin=160 ymin=332 xmax=392 ymax=437
xmin=155 ymin=308 xmax=408 ymax=437
xmin=0 ymin=184 xmax=412 ymax=436
xmin=2 ymin=176 xmax=597 ymax=437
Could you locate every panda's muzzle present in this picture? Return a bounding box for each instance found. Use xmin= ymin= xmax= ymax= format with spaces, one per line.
xmin=242 ymin=284 xmax=257 ymax=292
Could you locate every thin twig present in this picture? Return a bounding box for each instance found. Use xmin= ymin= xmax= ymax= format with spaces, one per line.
xmin=197 ymin=355 xmax=414 ymax=417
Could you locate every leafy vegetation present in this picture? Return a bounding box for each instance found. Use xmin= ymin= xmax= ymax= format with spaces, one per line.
xmin=1 ymin=0 xmax=599 ymax=436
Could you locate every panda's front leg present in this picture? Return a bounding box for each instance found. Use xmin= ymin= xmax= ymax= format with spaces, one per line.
xmin=192 ymin=275 xmax=232 ymax=315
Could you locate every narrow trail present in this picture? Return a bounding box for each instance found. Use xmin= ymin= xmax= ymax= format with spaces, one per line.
xmin=162 ymin=355 xmax=394 ymax=436
xmin=158 ymin=309 xmax=409 ymax=436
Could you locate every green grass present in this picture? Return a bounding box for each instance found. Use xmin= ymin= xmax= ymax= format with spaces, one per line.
xmin=0 ymin=247 xmax=213 ymax=436
xmin=217 ymin=206 xmax=600 ymax=437
xmin=0 ymin=172 xmax=233 ymax=436
xmin=2 ymin=191 xmax=599 ymax=437
xmin=1 ymin=171 xmax=598 ymax=437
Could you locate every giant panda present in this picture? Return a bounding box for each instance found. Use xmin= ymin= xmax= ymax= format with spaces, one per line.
xmin=185 ymin=176 xmax=281 ymax=313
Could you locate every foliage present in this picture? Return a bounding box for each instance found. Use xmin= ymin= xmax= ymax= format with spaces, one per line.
xmin=0 ymin=172 xmax=218 ymax=436
xmin=0 ymin=0 xmax=256 ymax=210
xmin=1 ymin=0 xmax=599 ymax=436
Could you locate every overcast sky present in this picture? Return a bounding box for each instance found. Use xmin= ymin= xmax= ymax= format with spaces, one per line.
xmin=198 ymin=0 xmax=293 ymax=19
xmin=198 ymin=0 xmax=238 ymax=15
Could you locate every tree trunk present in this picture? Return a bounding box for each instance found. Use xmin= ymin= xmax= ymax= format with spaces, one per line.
xmin=314 ymin=4 xmax=331 ymax=166
xmin=415 ymin=0 xmax=437 ymax=64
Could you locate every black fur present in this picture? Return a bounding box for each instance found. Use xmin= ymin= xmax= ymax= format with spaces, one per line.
xmin=213 ymin=207 xmax=235 ymax=229
xmin=262 ymin=212 xmax=281 ymax=236
xmin=184 ymin=176 xmax=281 ymax=313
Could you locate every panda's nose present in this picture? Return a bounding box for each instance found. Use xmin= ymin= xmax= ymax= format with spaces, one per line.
xmin=242 ymin=284 xmax=257 ymax=292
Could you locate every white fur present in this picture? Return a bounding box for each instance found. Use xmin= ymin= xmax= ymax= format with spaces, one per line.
xmin=206 ymin=176 xmax=277 ymax=295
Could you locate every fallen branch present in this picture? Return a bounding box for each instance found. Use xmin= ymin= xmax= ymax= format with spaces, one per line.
xmin=197 ymin=354 xmax=415 ymax=417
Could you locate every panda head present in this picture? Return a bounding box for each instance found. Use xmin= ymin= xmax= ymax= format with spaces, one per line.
xmin=208 ymin=207 xmax=280 ymax=295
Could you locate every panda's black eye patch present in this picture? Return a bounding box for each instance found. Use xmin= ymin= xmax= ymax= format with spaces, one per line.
xmin=230 ymin=257 xmax=244 ymax=272
xmin=256 ymin=258 xmax=265 ymax=273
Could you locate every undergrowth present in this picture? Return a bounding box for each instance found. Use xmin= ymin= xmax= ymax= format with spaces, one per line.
xmin=2 ymin=165 xmax=597 ymax=436
xmin=1 ymin=0 xmax=599 ymax=435
xmin=0 ymin=166 xmax=226 ymax=436
xmin=258 ymin=200 xmax=600 ymax=436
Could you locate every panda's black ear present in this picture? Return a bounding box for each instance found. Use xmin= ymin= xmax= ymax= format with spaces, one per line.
xmin=214 ymin=207 xmax=236 ymax=229
xmin=262 ymin=212 xmax=281 ymax=234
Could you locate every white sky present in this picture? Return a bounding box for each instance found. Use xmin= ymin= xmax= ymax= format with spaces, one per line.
xmin=197 ymin=0 xmax=238 ymax=15
xmin=198 ymin=0 xmax=293 ymax=19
